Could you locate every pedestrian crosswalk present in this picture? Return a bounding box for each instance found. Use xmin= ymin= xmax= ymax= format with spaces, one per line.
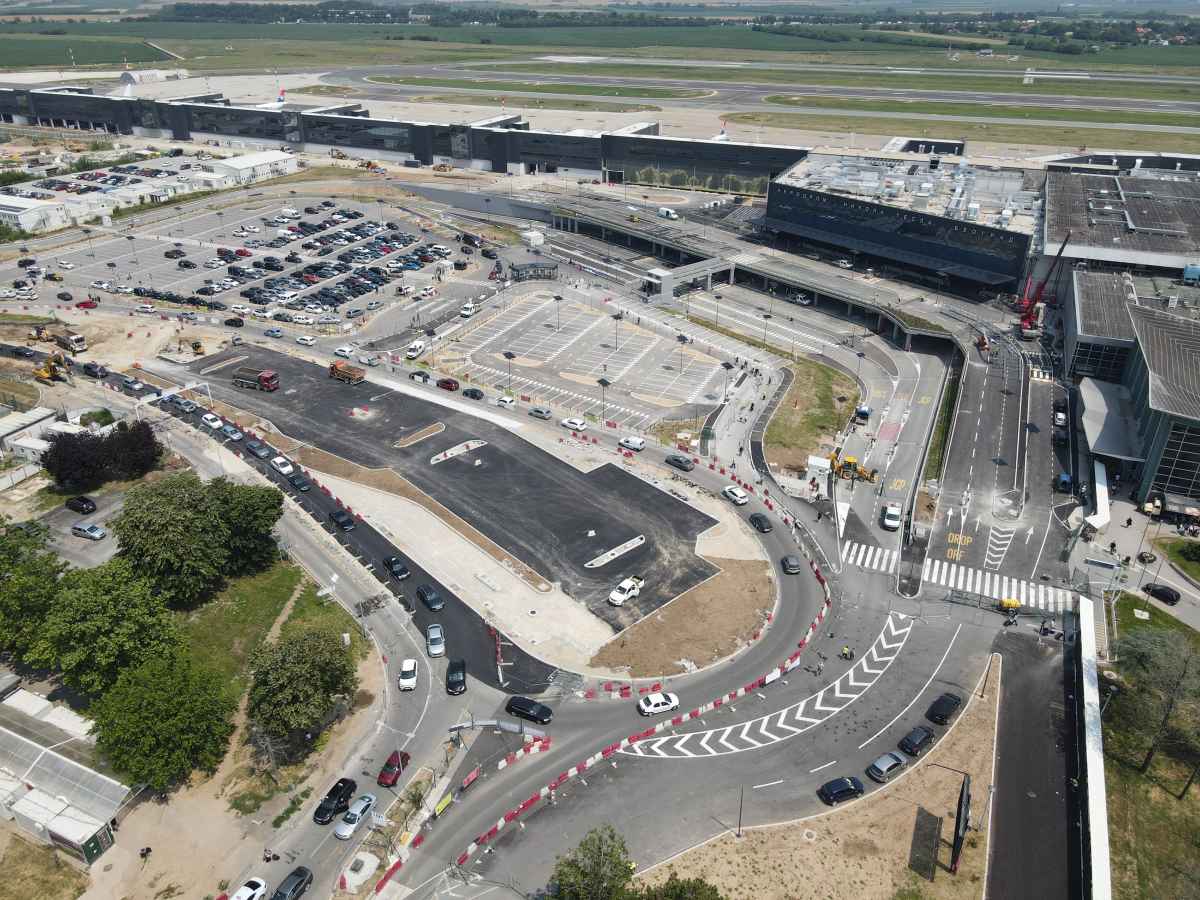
xmin=1029 ymin=367 xmax=1054 ymax=383
xmin=843 ymin=540 xmax=899 ymax=574
xmin=922 ymin=557 xmax=1076 ymax=612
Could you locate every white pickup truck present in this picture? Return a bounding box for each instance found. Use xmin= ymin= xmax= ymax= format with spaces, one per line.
xmin=608 ymin=576 xmax=645 ymax=607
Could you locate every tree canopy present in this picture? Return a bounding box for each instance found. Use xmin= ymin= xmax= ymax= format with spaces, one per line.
xmin=1115 ymin=627 xmax=1200 ymax=773
xmin=40 ymin=419 xmax=162 ymax=490
xmin=208 ymin=477 xmax=284 ymax=577
xmin=551 ymin=826 xmax=725 ymax=899
xmin=248 ymin=629 xmax=357 ymax=748
xmin=91 ymin=652 xmax=235 ymax=791
xmin=25 ymin=557 xmax=179 ymax=698
xmin=0 ymin=519 xmax=66 ymax=662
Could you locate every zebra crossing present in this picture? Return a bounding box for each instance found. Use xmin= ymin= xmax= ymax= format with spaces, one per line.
xmin=1029 ymin=366 xmax=1054 ymax=383
xmin=922 ymin=557 xmax=1076 ymax=612
xmin=842 ymin=541 xmax=899 ymax=574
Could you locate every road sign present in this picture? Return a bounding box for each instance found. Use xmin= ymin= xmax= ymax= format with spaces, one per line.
xmin=950 ymin=774 xmax=972 ymax=873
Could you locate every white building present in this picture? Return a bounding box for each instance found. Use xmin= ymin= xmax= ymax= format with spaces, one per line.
xmin=117 ymin=69 xmax=189 ymax=85
xmin=200 ymin=149 xmax=298 ymax=185
xmin=0 ymin=195 xmax=69 ymax=234
xmin=0 ymin=407 xmax=56 ymax=459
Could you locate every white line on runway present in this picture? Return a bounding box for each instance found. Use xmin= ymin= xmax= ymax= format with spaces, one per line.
xmin=856 ymin=623 xmax=962 ymax=750
xmin=809 ymin=760 xmax=837 ymax=774
xmin=752 ymin=779 xmax=784 ymax=790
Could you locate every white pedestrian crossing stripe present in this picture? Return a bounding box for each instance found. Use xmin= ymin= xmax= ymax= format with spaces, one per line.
xmin=921 ymin=557 xmax=1076 ymax=612
xmin=843 ymin=541 xmax=899 ymax=575
xmin=1029 ymin=367 xmax=1053 ymax=383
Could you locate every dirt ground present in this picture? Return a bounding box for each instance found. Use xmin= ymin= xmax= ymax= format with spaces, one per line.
xmin=639 ymin=655 xmax=1000 ymax=899
xmin=590 ymin=556 xmax=774 ymax=677
xmin=81 ymin=578 xmax=385 ymax=900
xmin=0 ymin=832 xmax=87 ymax=900
xmin=764 ymin=360 xmax=858 ymax=478
xmin=285 ymin=441 xmax=552 ymax=592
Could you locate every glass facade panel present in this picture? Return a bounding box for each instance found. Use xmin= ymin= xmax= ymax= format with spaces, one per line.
xmin=301 ymin=115 xmax=413 ymax=153
xmin=1152 ymin=419 xmax=1200 ymax=501
xmin=184 ymin=105 xmax=291 ymax=141
xmin=1069 ymin=341 xmax=1129 ymax=382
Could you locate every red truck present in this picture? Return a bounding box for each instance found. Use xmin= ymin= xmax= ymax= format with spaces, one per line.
xmin=232 ymin=367 xmax=279 ymax=391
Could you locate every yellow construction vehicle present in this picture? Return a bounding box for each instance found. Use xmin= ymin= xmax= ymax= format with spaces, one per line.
xmin=32 ymin=351 xmax=70 ymax=384
xmin=833 ymin=455 xmax=859 ymax=480
xmin=432 ymin=163 xmax=451 ymax=173
xmin=28 ymin=325 xmax=53 ymax=343
xmin=191 ymin=340 xmax=204 ymax=355
xmin=329 ymin=148 xmax=348 ymax=160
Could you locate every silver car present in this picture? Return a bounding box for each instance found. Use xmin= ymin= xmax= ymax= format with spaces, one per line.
xmin=426 ymin=623 xmax=445 ymax=658
xmin=333 ymin=793 xmax=376 ymax=840
xmin=866 ymin=751 xmax=907 ymax=783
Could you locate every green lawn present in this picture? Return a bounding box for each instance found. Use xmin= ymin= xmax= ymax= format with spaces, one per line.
xmin=176 ymin=562 xmax=304 ymax=698
xmin=1154 ymin=538 xmax=1200 ymax=587
xmin=1105 ymin=593 xmax=1200 ymax=899
xmin=280 ymin=581 xmax=369 ymax=662
xmin=1114 ymin=591 xmax=1200 ymax=646
xmin=763 ymin=94 xmax=1200 ymax=129
xmin=411 ymin=93 xmax=660 ymax=113
xmin=0 ymin=36 xmax=170 ymax=68
xmin=922 ymin=363 xmax=960 ymax=483
xmin=367 ymin=75 xmax=705 ymax=99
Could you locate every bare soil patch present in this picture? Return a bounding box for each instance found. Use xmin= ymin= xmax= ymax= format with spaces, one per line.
xmin=640 ymin=655 xmax=1000 ymax=899
xmin=590 ymin=556 xmax=773 ymax=677
xmin=287 ymin=442 xmax=551 ymax=592
xmin=765 ymin=360 xmax=858 ymax=477
xmin=393 ymin=422 xmax=445 ymax=448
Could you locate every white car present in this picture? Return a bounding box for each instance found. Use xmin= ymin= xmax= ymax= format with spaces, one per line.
xmin=419 ymin=286 xmax=436 ymax=298
xmin=397 ymin=658 xmax=418 ymax=691
xmin=57 ymin=260 xmax=74 ymax=270
xmin=296 ymin=335 xmax=316 ymax=346
xmin=334 ymin=794 xmax=377 ymax=840
xmin=201 ymin=413 xmax=223 ymax=430
xmin=71 ymin=523 xmax=107 ymax=541
xmin=305 ymin=303 xmax=324 ymax=313
xmin=561 ymin=417 xmax=588 ymax=432
xmin=229 ymin=877 xmax=268 ymax=900
xmin=245 ymin=224 xmax=260 ymax=233
xmin=1053 ymin=410 xmax=1068 ymax=428
xmin=291 ymin=314 xmax=314 ymax=326
xmin=269 ymin=456 xmax=294 ymax=476
xmin=496 ymin=396 xmax=515 ymax=408
xmin=90 ymin=280 xmax=111 ymax=290
xmin=882 ymin=503 xmax=903 ymax=531
xmin=722 ymin=485 xmax=749 ymax=506
xmin=334 ymin=345 xmax=355 ymax=358
xmin=637 ymin=692 xmax=680 ymax=717
xmin=608 ymin=576 xmax=644 ymax=607
xmin=619 ymin=436 xmax=646 ymax=452
xmin=231 ymin=304 xmax=250 ymax=315
xmin=0 ymin=290 xmax=13 ymax=299
xmin=136 ymin=303 xmax=156 ymax=314
xmin=115 ymin=284 xmax=134 ymax=294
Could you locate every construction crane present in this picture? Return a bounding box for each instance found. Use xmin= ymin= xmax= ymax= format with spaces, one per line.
xmin=1018 ymin=231 xmax=1071 ymax=339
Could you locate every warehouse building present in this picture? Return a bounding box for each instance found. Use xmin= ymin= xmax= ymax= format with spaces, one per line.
xmin=0 ymin=194 xmax=69 ymax=233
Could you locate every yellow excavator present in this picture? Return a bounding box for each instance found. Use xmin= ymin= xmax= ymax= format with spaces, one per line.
xmin=32 ymin=351 xmax=70 ymax=384
xmin=28 ymin=325 xmax=54 ymax=343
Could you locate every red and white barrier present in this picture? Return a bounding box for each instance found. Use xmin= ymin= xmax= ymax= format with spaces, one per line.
xmin=497 ymin=736 xmax=551 ymax=771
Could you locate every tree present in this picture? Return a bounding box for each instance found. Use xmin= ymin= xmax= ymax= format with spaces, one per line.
xmin=104 ymin=419 xmax=162 ymax=481
xmin=1116 ymin=628 xmax=1200 ymax=773
xmin=91 ymin=652 xmax=234 ymax=791
xmin=640 ymin=876 xmax=725 ymax=900
xmin=208 ymin=477 xmax=283 ymax=576
xmin=248 ymin=630 xmax=357 ymax=749
xmin=1181 ymin=541 xmax=1200 ymax=564
xmin=26 ymin=557 xmax=180 ymax=697
xmin=0 ymin=519 xmax=66 ymax=661
xmin=40 ymin=431 xmax=108 ymax=490
xmin=552 ymin=825 xmax=635 ymax=900
xmin=111 ymin=471 xmax=229 ymax=607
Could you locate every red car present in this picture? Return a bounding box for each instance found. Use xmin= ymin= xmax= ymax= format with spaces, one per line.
xmin=436 ymin=377 xmax=459 ymax=392
xmin=235 ymin=248 xmax=252 ymax=257
xmin=302 ymin=274 xmax=319 ymax=284
xmin=75 ymin=300 xmax=98 ymax=309
xmin=376 ymin=750 xmax=411 ymax=788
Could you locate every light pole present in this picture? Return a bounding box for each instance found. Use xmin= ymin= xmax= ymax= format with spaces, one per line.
xmin=553 ymin=294 xmax=562 ymax=331
xmin=82 ymin=227 xmax=94 ymax=259
xmin=612 ymin=312 xmax=623 ymax=350
xmin=722 ymin=360 xmax=734 ymax=400
xmin=856 ymin=350 xmax=865 ymax=381
xmin=714 ymin=292 xmax=720 ymax=328
xmin=503 ymin=350 xmax=516 ymax=390
xmin=125 ymin=234 xmax=139 ymax=266
xmin=761 ymin=312 xmax=771 ymax=345
xmin=597 ymin=377 xmax=611 ymax=424
xmin=676 ymin=333 xmax=688 ymax=374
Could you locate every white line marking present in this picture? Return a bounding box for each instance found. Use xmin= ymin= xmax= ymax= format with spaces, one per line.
xmin=809 ymin=760 xmax=837 ymax=774
xmin=752 ymin=779 xmax=784 ymax=790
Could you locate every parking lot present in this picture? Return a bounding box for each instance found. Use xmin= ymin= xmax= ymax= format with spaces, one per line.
xmin=449 ymin=291 xmax=726 ymax=430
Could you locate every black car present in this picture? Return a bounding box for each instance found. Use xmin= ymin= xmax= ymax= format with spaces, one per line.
xmin=481 ymin=248 xmax=498 ymax=260
xmin=446 ymin=658 xmax=467 ymax=695
xmin=284 ymin=472 xmax=309 ymax=493
xmin=665 ymin=454 xmax=695 ymax=472
xmin=313 ymin=778 xmax=356 ymax=824
xmin=384 ymin=556 xmax=410 ymax=580
xmin=780 ymin=555 xmax=803 ymax=574
xmin=748 ymin=513 xmax=773 ymax=533
xmin=817 ymin=776 xmax=864 ymax=806
xmin=178 ymin=260 xmax=197 ymax=269
xmin=329 ymin=509 xmax=355 ymax=532
xmin=1143 ymin=582 xmax=1181 ymax=605
xmin=82 ymin=361 xmax=108 ymax=378
xmin=416 ymin=584 xmax=444 ymax=611
xmin=926 ymin=692 xmax=963 ymax=725
xmin=270 ymin=866 xmax=314 ymax=900
xmin=505 ymin=695 xmax=553 ymax=725
xmin=462 ymin=388 xmax=485 ymax=401
xmin=898 ymin=725 xmax=935 ymax=757
xmin=11 ymin=346 xmax=35 ymax=358
xmin=65 ymin=496 xmax=97 ymax=514
xmin=224 ymin=317 xmax=244 ymax=328
xmin=56 ymin=291 xmax=72 ymax=301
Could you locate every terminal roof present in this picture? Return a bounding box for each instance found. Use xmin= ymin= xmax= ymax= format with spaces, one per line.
xmin=1128 ymin=304 xmax=1200 ymax=420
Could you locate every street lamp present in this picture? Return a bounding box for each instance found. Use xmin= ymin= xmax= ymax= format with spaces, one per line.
xmin=676 ymin=333 xmax=688 ymax=375
xmin=761 ymin=312 xmax=772 ymax=344
xmin=553 ymin=294 xmax=562 ymax=331
xmin=125 ymin=234 xmax=139 ymax=265
xmin=612 ymin=312 xmax=623 ymax=351
xmin=856 ymin=350 xmax=865 ymax=381
xmin=597 ymin=377 xmax=611 ymax=424
xmin=503 ymin=350 xmax=516 ymax=390
xmin=722 ymin=360 xmax=734 ymax=400
xmin=424 ymin=327 xmax=437 ymax=369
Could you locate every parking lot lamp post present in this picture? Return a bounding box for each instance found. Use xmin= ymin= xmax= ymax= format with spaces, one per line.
xmin=761 ymin=313 xmax=771 ymax=344
xmin=612 ymin=312 xmax=623 ymax=351
xmin=676 ymin=333 xmax=687 ymax=374
xmin=425 ymin=327 xmax=437 ymax=369
xmin=125 ymin=235 xmax=138 ymax=266
xmin=82 ymin=227 xmax=94 ymax=259
xmin=856 ymin=350 xmax=865 ymax=381
xmin=722 ymin=360 xmax=734 ymax=400
xmin=554 ymin=294 xmax=562 ymax=331
xmin=598 ymin=377 xmax=611 ymax=424
xmin=503 ymin=350 xmax=516 ymax=390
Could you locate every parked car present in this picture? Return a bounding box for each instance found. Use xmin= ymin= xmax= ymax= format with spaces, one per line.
xmin=315 ymin=778 xmax=357 ymax=826
xmin=71 ymin=522 xmax=106 ymax=541
xmin=201 ymin=413 xmax=223 ymax=430
xmin=1143 ymin=582 xmax=1181 ymax=605
xmin=220 ymin=423 xmax=244 ymax=442
xmin=817 ymin=776 xmax=864 ymax=805
xmin=397 ymin=658 xmax=418 ymax=691
xmin=329 ymin=509 xmax=355 ymax=532
xmin=665 ymin=454 xmax=695 ymax=472
xmin=722 ymin=485 xmax=749 ymax=505
xmin=866 ymin=751 xmax=907 ymax=783
xmin=376 ymin=750 xmax=411 ymax=788
xmin=926 ymin=692 xmax=963 ymax=725
xmin=436 ymin=377 xmax=459 ymax=392
xmin=417 ymin=584 xmax=444 ymax=611
xmin=882 ymin=503 xmax=903 ymax=531
xmin=270 ymin=456 xmax=294 ymax=476
xmin=334 ymin=794 xmax=377 ymax=840
xmin=898 ymin=725 xmax=935 ymax=757
xmin=506 ymin=695 xmax=553 ymax=725
xmin=637 ymin=692 xmax=680 ymax=716
xmin=426 ymin=623 xmax=445 ymax=657
xmin=287 ymin=471 xmax=311 ymax=492
xmin=230 ymin=877 xmax=269 ymax=900
xmin=65 ymin=496 xmax=96 ymax=514
xmin=462 ymin=387 xmax=484 ymax=400
xmin=445 ymin=658 xmax=467 ymax=695
xmin=384 ymin=556 xmax=410 ymax=580
xmin=268 ymin=868 xmax=313 ymax=900
xmin=244 ymin=440 xmax=271 ymax=460
xmin=560 ymin=416 xmax=588 ymax=432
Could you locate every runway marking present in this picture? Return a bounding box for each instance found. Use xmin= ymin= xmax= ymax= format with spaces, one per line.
xmin=622 ymin=613 xmax=912 ymax=759
xmin=752 ymin=779 xmax=784 ymax=790
xmin=810 ymin=760 xmax=837 ymax=774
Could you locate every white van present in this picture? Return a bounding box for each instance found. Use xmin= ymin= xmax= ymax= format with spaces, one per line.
xmin=618 ymin=436 xmax=646 ymax=452
xmin=405 ymin=340 xmax=426 ymax=359
xmin=459 ymin=302 xmax=477 ymax=319
xmin=280 ymin=207 xmax=299 ymax=219
xmin=657 ymin=207 xmax=679 ymax=220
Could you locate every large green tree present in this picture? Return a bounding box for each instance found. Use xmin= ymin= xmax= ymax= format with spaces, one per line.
xmin=91 ymin=652 xmax=234 ymax=791
xmin=1116 ymin=627 xmax=1200 ymax=773
xmin=110 ymin=471 xmax=229 ymax=607
xmin=26 ymin=557 xmax=180 ymax=697
xmin=0 ymin=519 xmax=66 ymax=661
xmin=40 ymin=431 xmax=108 ymax=490
xmin=639 ymin=876 xmax=725 ymax=900
xmin=248 ymin=629 xmax=357 ymax=746
xmin=208 ymin=477 xmax=284 ymax=576
xmin=552 ymin=825 xmax=636 ymax=900
xmin=104 ymin=419 xmax=163 ymax=482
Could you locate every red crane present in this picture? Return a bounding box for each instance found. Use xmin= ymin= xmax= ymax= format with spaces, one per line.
xmin=1020 ymin=231 xmax=1071 ymax=331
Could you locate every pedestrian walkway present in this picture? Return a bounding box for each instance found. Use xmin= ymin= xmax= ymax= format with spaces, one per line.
xmin=922 ymin=557 xmax=1077 ymax=612
xmin=842 ymin=540 xmax=899 ymax=574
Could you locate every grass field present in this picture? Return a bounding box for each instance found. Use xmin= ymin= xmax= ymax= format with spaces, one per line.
xmin=1105 ymin=593 xmax=1200 ymax=899
xmin=765 ymin=359 xmax=858 ymax=474
xmin=280 ymin=581 xmax=368 ymax=662
xmin=411 ymin=93 xmax=659 ymax=112
xmin=367 ymin=75 xmax=706 ymax=99
xmin=0 ymin=35 xmax=171 ymax=67
xmin=485 ymin=61 xmax=1200 ymax=103
xmin=0 ymin=836 xmax=87 ymax=900
xmin=764 ymin=94 xmax=1200 ymax=129
xmin=722 ymin=110 xmax=1200 ymax=153
xmin=156 ymin=38 xmax=525 ymax=71
xmin=1153 ymin=537 xmax=1200 ymax=586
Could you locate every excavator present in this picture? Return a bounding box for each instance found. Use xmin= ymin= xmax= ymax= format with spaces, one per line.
xmin=828 ymin=449 xmax=878 ymax=483
xmin=32 ymin=351 xmax=70 ymax=384
xmin=28 ymin=325 xmax=54 ymax=343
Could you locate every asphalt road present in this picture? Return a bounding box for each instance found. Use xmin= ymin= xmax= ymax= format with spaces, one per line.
xmin=39 ymin=487 xmax=123 ymax=569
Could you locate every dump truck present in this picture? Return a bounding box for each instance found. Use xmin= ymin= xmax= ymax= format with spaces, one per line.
xmin=232 ymin=367 xmax=279 ymax=391
xmin=29 ymin=326 xmax=87 ymax=353
xmin=329 ymin=360 xmax=365 ymax=385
